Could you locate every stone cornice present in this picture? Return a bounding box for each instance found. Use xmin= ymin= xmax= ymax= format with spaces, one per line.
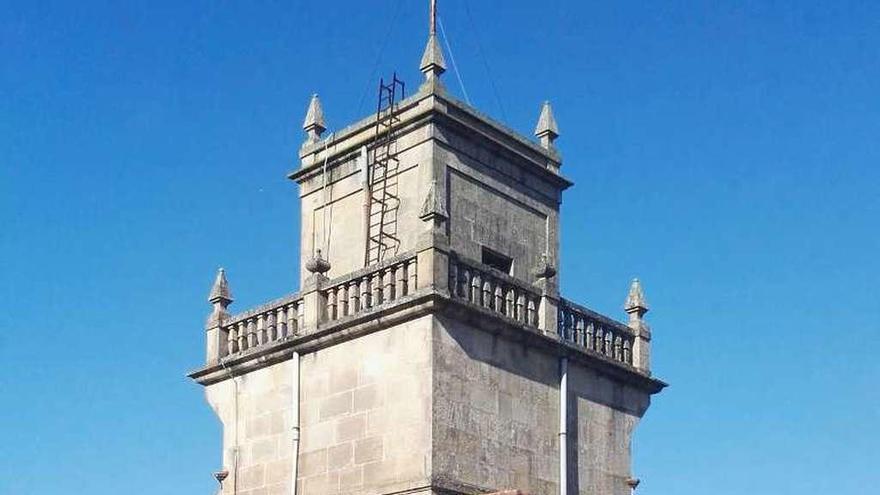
xmin=289 ymin=87 xmax=572 ymax=190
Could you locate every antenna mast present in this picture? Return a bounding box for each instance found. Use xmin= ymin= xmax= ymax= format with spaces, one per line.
xmin=430 ymin=0 xmax=437 ymax=36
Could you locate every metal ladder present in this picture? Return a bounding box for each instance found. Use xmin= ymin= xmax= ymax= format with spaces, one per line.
xmin=365 ymin=74 xmax=405 ymax=266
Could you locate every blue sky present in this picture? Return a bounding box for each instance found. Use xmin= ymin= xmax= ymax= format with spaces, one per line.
xmin=1 ymin=1 xmax=878 ymax=494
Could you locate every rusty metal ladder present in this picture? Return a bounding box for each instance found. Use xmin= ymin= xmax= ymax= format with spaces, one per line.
xmin=365 ymin=74 xmax=405 ymax=266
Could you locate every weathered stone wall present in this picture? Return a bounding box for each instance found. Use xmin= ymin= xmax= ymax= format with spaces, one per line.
xmin=437 ymin=123 xmax=560 ymax=283
xmin=206 ymin=361 xmax=295 ymax=495
xmin=298 ymin=125 xmax=431 ymax=285
xmin=431 ymin=316 xmax=649 ymax=495
xmin=205 ymin=315 xmax=434 ymax=495
xmin=297 ymin=315 xmax=433 ymax=495
xmin=568 ymin=365 xmax=649 ymax=495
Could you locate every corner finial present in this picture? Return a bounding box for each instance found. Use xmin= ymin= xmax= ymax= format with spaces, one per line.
xmin=208 ymin=268 xmax=233 ymax=306
xmin=420 ymin=0 xmax=446 ymax=89
xmin=624 ymin=278 xmax=648 ymax=317
xmin=305 ymin=248 xmax=331 ymax=275
xmin=419 ymin=179 xmax=448 ymax=224
xmin=303 ymin=94 xmax=326 ymax=144
xmin=535 ymin=101 xmax=560 ymax=149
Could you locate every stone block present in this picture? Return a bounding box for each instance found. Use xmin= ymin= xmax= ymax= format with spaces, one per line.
xmin=335 ymin=413 xmax=366 ymax=443
xmin=319 ymin=391 xmax=352 ymax=421
xmin=354 ymin=436 xmax=384 ymax=464
xmin=298 ymin=449 xmax=327 ymax=477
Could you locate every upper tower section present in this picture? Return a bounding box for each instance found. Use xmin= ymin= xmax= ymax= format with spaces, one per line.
xmin=290 ymin=1 xmax=572 ymax=290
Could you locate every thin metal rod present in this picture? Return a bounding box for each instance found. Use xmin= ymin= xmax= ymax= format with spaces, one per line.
xmin=430 ymin=0 xmax=437 ymax=36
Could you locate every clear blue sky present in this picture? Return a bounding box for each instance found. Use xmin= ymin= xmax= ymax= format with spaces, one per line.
xmin=1 ymin=1 xmax=878 ymax=494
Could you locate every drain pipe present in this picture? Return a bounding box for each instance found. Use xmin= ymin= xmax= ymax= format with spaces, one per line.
xmin=290 ymin=351 xmax=301 ymax=495
xmin=559 ymin=356 xmax=568 ymax=495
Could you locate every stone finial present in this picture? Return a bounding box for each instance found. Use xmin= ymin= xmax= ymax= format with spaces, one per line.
xmin=419 ymin=0 xmax=446 ymax=89
xmin=303 ymin=94 xmax=326 ymax=144
xmin=625 ymin=278 xmax=652 ymax=372
xmin=305 ymin=248 xmax=331 ymax=275
xmin=532 ymin=253 xmax=557 ymax=280
xmin=419 ymin=180 xmax=448 ymax=224
xmin=206 ymin=268 xmax=232 ymax=330
xmin=534 ymin=101 xmax=559 ymax=149
xmin=208 ymin=268 xmax=233 ymax=306
xmin=419 ymin=35 xmax=447 ymax=86
xmin=624 ymin=278 xmax=649 ymax=318
xmin=626 ymin=478 xmax=641 ymax=494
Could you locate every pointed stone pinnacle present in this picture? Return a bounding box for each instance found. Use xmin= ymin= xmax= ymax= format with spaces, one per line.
xmin=420 ymin=34 xmax=447 ymax=83
xmin=624 ymin=278 xmax=648 ymax=313
xmin=208 ymin=268 xmax=233 ymax=305
xmin=303 ymin=94 xmax=326 ymax=143
xmin=419 ymin=180 xmax=448 ymax=223
xmin=535 ymin=101 xmax=559 ymax=149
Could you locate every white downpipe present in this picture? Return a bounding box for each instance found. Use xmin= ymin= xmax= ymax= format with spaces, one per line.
xmin=290 ymin=352 xmax=301 ymax=495
xmin=559 ymin=356 xmax=568 ymax=495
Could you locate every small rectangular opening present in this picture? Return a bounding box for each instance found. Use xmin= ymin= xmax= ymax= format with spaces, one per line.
xmin=481 ymin=247 xmax=513 ymax=275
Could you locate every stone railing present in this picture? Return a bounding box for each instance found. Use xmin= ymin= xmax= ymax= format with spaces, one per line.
xmin=208 ymin=250 xmax=646 ymax=375
xmin=223 ymin=293 xmax=304 ymax=356
xmin=448 ymin=254 xmax=541 ymax=328
xmin=558 ymin=298 xmax=635 ymax=367
xmin=322 ymin=252 xmax=418 ymax=322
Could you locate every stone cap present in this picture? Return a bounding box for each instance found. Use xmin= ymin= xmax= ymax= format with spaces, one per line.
xmin=624 ymin=278 xmax=649 ymax=313
xmin=208 ymin=268 xmax=232 ymax=305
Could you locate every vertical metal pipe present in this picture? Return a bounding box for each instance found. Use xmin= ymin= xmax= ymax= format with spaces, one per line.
xmin=559 ymin=356 xmax=568 ymax=495
xmin=290 ymin=352 xmax=301 ymax=495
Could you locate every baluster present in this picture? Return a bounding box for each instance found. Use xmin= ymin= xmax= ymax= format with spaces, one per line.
xmin=614 ymin=336 xmax=623 ymax=361
xmin=327 ymin=288 xmax=337 ymax=321
xmin=266 ymin=312 xmax=276 ymax=341
xmin=561 ymin=308 xmax=571 ymax=340
xmin=460 ymin=268 xmax=469 ymax=299
xmin=360 ymin=276 xmax=371 ymax=310
xmin=297 ymin=301 xmax=304 ymax=330
xmin=226 ymin=324 xmax=237 ymax=355
xmin=348 ymin=280 xmax=359 ymax=315
xmin=383 ymin=266 xmax=394 ymax=302
xmin=407 ymin=258 xmax=418 ymax=293
xmin=237 ymin=321 xmax=247 ymax=351
xmin=262 ymin=314 xmax=270 ymax=343
xmin=286 ymin=303 xmax=297 ymax=336
xmin=256 ymin=315 xmax=267 ymax=345
xmin=246 ymin=319 xmax=257 ymax=348
xmin=471 ymin=272 xmax=482 ymax=305
xmin=372 ymin=271 xmax=383 ymax=306
xmin=575 ymin=317 xmax=585 ymax=346
xmin=505 ymin=287 xmax=515 ymax=318
xmin=623 ymin=339 xmax=632 ymax=365
xmin=482 ymin=278 xmax=492 ymax=309
xmin=337 ymin=285 xmax=348 ymax=318
xmin=604 ymin=331 xmax=613 ymax=357
xmin=527 ymin=298 xmax=536 ymax=326
xmin=516 ymin=292 xmax=525 ymax=323
xmin=449 ymin=260 xmax=458 ymax=297
xmin=494 ymin=284 xmax=504 ymax=314
xmin=586 ymin=321 xmax=595 ymax=350
xmin=594 ymin=327 xmax=603 ymax=353
xmin=276 ymin=307 xmax=286 ymax=339
xmin=395 ymin=262 xmax=407 ymax=298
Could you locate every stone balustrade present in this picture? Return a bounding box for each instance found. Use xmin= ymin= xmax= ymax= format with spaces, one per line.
xmin=222 ymin=294 xmax=304 ymax=357
xmin=448 ymin=254 xmax=541 ymax=328
xmin=322 ymin=253 xmax=418 ymax=322
xmin=558 ymin=298 xmax=636 ymax=367
xmin=211 ymin=253 xmax=643 ymax=373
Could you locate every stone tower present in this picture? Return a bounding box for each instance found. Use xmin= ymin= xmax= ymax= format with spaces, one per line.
xmin=189 ymin=4 xmax=665 ymax=495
